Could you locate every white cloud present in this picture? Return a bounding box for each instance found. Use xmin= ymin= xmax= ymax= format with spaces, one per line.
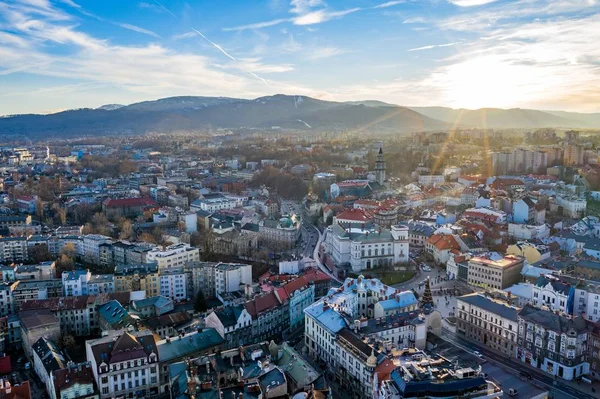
xmin=223 ymin=0 xmax=362 ymax=31
xmin=403 ymin=17 xmax=426 ymax=24
xmin=408 ymin=42 xmax=462 ymax=51
xmin=118 ymin=23 xmax=160 ymax=38
xmin=293 ymin=8 xmax=361 ymax=25
xmin=374 ymin=1 xmax=406 ymax=9
xmin=307 ymin=46 xmax=347 ymax=60
xmin=171 ymin=31 xmax=196 ymax=40
xmin=222 ymin=18 xmax=290 ymax=32
xmin=447 ymin=0 xmax=499 ymax=6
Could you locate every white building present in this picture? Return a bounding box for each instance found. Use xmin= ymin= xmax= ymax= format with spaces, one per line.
xmin=325 ymin=223 xmax=409 ymax=272
xmin=86 ymin=330 xmax=160 ymax=399
xmin=417 ymin=175 xmax=445 ymax=187
xmin=82 ymin=235 xmax=112 ymax=264
xmin=215 ymin=263 xmax=252 ymax=294
xmin=146 ymin=244 xmax=200 ymax=270
xmin=557 ymin=196 xmax=587 ymax=218
xmin=190 ymin=197 xmax=237 ymax=213
xmin=531 ymin=275 xmax=572 ymax=314
xmin=159 ymin=266 xmax=187 ymax=301
xmin=508 ymin=223 xmax=550 ymax=240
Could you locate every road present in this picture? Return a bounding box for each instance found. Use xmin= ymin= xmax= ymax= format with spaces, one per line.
xmin=441 ymin=328 xmax=597 ymax=399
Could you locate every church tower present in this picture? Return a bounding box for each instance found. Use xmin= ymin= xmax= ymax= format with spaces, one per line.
xmin=375 ymin=146 xmax=386 ymax=185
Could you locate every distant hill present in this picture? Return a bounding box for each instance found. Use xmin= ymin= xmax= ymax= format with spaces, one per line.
xmin=2 ymin=95 xmax=598 ymax=138
xmin=0 ymin=94 xmax=448 ymax=138
xmin=409 ymin=106 xmax=598 ymax=129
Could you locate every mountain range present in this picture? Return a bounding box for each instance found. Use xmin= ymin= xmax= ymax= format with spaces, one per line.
xmin=0 ymin=94 xmax=598 ymax=138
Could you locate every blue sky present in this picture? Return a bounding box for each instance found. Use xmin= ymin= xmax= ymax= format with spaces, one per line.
xmin=1 ymin=0 xmax=599 ymax=115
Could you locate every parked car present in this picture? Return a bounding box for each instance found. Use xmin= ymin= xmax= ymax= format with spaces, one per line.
xmin=508 ymin=388 xmax=518 ymax=396
xmin=473 ymin=351 xmax=483 ymax=358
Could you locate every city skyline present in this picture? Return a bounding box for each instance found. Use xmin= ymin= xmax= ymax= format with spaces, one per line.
xmin=1 ymin=0 xmax=599 ymax=115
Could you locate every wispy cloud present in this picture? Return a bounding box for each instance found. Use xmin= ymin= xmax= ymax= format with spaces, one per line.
xmin=408 ymin=42 xmax=462 ymax=51
xmin=447 ymin=0 xmax=500 ymax=6
xmin=374 ymin=1 xmax=406 ymax=9
xmin=294 ymin=8 xmax=361 ymax=25
xmin=403 ymin=17 xmax=426 ymax=24
xmin=307 ymin=46 xmax=348 ymax=60
xmin=118 ymin=23 xmax=160 ymax=38
xmin=171 ymin=31 xmax=196 ymax=40
xmin=223 ymin=18 xmax=289 ymax=32
xmin=223 ymin=0 xmax=362 ymax=31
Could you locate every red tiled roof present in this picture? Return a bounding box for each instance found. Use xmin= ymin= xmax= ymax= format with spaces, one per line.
xmin=245 ymin=292 xmax=281 ymax=318
xmin=335 ymin=208 xmax=373 ymax=222
xmin=102 ymin=197 xmax=158 ymax=208
xmin=427 ymin=234 xmax=461 ymax=251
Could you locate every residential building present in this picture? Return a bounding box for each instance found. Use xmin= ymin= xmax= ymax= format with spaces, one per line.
xmin=85 ymin=330 xmax=160 ymax=399
xmin=81 ymin=235 xmax=112 ymax=265
xmin=146 ymin=244 xmax=200 ymax=270
xmin=507 ymin=223 xmax=550 ymax=240
xmin=131 ymin=296 xmax=174 ymax=318
xmin=244 ymin=292 xmax=287 ymax=342
xmin=20 ymin=296 xmax=97 ymax=337
xmin=158 ymin=267 xmax=187 ymax=301
xmin=14 ymin=261 xmax=55 ymax=281
xmin=49 ymin=362 xmax=99 ymax=399
xmin=506 ymin=242 xmax=551 ymax=264
xmin=11 ymin=279 xmax=63 ymax=310
xmin=589 ymin=323 xmax=600 ymax=380
xmin=304 ymin=276 xmax=435 ymax=398
xmin=512 ymin=198 xmax=536 ymax=224
xmin=0 ymin=237 xmax=28 ymax=263
xmin=564 ymin=144 xmax=584 ymax=166
xmin=425 ymin=234 xmax=461 ymax=265
xmin=97 ymin=300 xmax=131 ymax=331
xmin=204 ymin=304 xmax=252 ymax=349
xmin=102 ymin=197 xmax=159 ymax=219
xmin=401 ymin=221 xmax=435 ymax=248
xmin=114 ymin=263 xmax=160 ymax=298
xmin=274 ymin=276 xmax=316 ymax=331
xmin=19 ymin=309 xmax=60 ymax=358
xmin=467 ymin=253 xmax=525 ymax=290
xmin=32 ymin=337 xmax=66 ymax=397
xmin=215 ymin=263 xmax=252 ymax=294
xmin=532 ymin=275 xmax=574 ymax=314
xmin=456 ymin=293 xmax=520 ymax=356
xmin=417 ymin=175 xmax=444 ymax=187
xmin=144 ymin=312 xmax=192 ymax=339
xmin=190 ymin=197 xmax=237 ymax=213
xmin=516 ymin=304 xmax=590 ymax=380
xmin=557 ymin=196 xmax=587 ymax=218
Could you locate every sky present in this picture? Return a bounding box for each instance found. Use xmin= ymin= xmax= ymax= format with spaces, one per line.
xmin=0 ymin=0 xmax=599 ymax=115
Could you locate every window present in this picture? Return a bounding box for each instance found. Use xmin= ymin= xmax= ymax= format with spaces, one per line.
xmin=102 ymin=387 xmax=109 ymax=395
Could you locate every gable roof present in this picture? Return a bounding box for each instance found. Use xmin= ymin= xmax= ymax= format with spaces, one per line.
xmin=427 ymin=234 xmax=460 ymax=251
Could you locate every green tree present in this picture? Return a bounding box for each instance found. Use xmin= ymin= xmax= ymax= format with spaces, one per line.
xmin=194 ymin=290 xmax=207 ymax=312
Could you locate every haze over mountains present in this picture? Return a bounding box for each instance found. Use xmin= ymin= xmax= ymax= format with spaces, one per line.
xmin=0 ymin=95 xmax=598 ymax=138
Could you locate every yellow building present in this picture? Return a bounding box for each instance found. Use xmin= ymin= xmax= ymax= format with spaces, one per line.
xmin=506 ymin=242 xmax=550 ymax=264
xmin=114 ymin=263 xmax=160 ymax=297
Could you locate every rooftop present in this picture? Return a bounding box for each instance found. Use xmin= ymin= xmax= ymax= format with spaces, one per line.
xmin=458 ymin=293 xmax=519 ymax=321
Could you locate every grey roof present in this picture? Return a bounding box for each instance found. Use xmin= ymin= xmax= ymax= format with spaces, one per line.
xmin=32 ymin=337 xmax=66 ymax=375
xmin=518 ymin=304 xmax=589 ymax=333
xmin=458 ymin=293 xmax=519 ymax=321
xmin=534 ymin=276 xmax=572 ymax=295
